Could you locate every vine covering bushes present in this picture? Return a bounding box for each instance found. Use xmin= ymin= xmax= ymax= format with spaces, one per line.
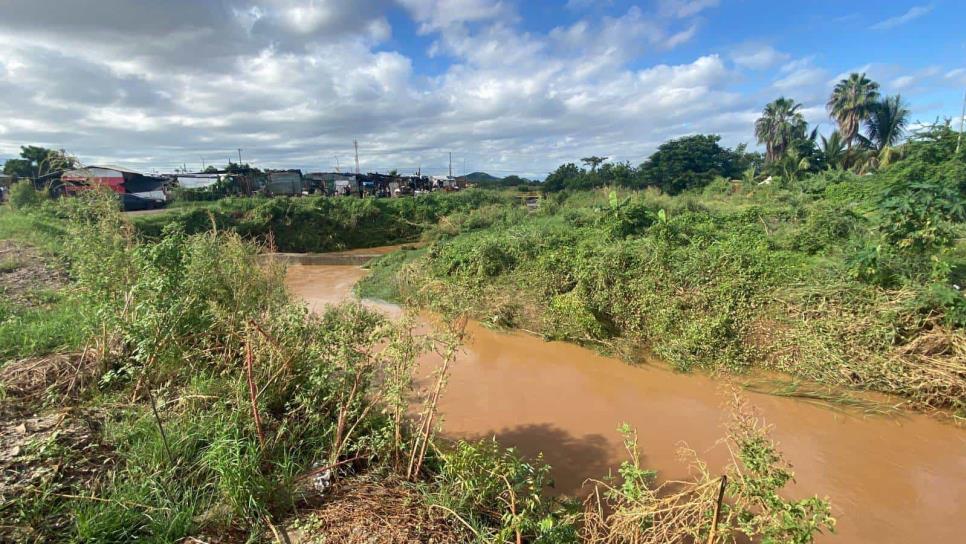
xmin=132 ymin=190 xmax=511 ymax=252
xmin=1 ymin=191 xmax=834 ymax=543
xmin=360 ymin=128 xmax=966 ymax=411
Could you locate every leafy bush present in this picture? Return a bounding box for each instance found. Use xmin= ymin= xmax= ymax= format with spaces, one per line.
xmin=132 ymin=191 xmax=510 ymax=252
xmin=8 ymin=181 xmax=47 ymax=210
xmin=431 ymin=438 xmax=578 ymax=542
xmin=792 ymin=202 xmax=862 ymax=254
xmin=582 ymin=405 xmax=834 ymax=544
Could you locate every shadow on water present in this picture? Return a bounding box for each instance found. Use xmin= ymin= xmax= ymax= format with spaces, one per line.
xmin=459 ymin=423 xmax=615 ymax=496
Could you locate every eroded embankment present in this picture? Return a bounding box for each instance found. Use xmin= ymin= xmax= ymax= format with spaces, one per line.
xmin=285 ymin=260 xmax=966 ymax=544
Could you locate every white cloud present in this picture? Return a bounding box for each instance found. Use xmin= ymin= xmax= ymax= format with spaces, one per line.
xmin=891 ymin=75 xmax=916 ymax=90
xmin=0 ymin=0 xmax=954 ymax=177
xmin=397 ymin=0 xmax=511 ymax=32
xmin=870 ymin=4 xmax=933 ymax=31
xmin=731 ymin=45 xmax=790 ymax=70
xmin=658 ymin=0 xmax=720 ymax=19
xmin=946 ymin=68 xmax=966 ymax=85
xmin=773 ymin=58 xmax=828 ymax=95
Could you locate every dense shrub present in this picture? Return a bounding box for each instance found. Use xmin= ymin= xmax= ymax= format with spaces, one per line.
xmin=360 ymin=137 xmax=965 ymax=408
xmin=8 ymin=180 xmax=47 ymax=210
xmin=132 ymin=190 xmax=510 ymax=252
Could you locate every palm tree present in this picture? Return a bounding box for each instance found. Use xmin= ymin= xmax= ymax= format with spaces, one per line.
xmin=865 ymin=95 xmax=910 ymax=152
xmin=778 ymin=147 xmax=812 ymax=182
xmin=819 ymin=130 xmax=847 ymax=170
xmin=827 ymin=72 xmax=880 ymax=150
xmin=755 ymin=97 xmax=807 ymax=162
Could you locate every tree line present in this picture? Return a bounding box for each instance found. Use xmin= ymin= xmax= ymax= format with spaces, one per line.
xmin=543 ymin=72 xmax=921 ymax=194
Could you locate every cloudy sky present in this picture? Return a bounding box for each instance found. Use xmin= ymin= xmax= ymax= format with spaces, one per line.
xmin=0 ymin=0 xmax=964 ymax=178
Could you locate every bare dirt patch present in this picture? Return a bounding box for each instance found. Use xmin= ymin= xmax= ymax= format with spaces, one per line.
xmin=0 ymin=240 xmax=68 ymax=309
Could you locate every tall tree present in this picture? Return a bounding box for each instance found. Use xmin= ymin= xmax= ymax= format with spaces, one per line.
xmin=865 ymin=94 xmax=910 ymax=152
xmin=580 ymin=156 xmax=608 ymax=172
xmin=827 ymin=72 xmax=880 ymax=150
xmin=755 ymin=97 xmax=807 ymax=162
xmin=2 ymin=145 xmax=75 ymax=179
xmin=638 ymin=134 xmax=741 ymax=194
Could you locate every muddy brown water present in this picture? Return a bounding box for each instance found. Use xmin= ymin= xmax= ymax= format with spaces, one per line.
xmin=285 ymin=262 xmax=966 ymax=543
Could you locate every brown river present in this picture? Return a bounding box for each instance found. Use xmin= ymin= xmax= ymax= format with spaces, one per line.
xmin=284 ymin=258 xmax=966 ymax=543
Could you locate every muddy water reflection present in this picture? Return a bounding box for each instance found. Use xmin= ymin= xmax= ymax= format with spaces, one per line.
xmin=285 ymin=263 xmax=966 ymax=544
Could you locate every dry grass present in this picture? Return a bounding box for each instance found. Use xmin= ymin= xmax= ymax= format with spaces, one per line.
xmin=582 ymin=472 xmax=722 ymax=544
xmin=580 ymin=396 xmax=835 ymax=544
xmin=287 ymin=476 xmax=466 ymax=544
xmin=763 ymin=284 xmax=966 ymax=411
xmin=0 ymin=351 xmax=99 ymax=408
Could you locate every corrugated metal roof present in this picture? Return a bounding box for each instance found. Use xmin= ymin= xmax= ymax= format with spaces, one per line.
xmin=88 ymin=164 xmax=144 ymax=175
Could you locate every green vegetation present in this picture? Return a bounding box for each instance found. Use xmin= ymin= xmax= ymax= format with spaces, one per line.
xmin=0 ymin=292 xmax=87 ymax=359
xmin=131 ymin=190 xmax=512 ymax=252
xmin=2 ymin=190 xmax=833 ymax=542
xmin=359 ymin=120 xmax=965 ymax=411
xmin=1 ymin=145 xmax=76 ymax=180
xmin=541 ymin=135 xmax=757 ymax=194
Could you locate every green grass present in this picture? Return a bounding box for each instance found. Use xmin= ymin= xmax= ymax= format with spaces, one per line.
xmin=0 ymin=256 xmax=21 ymax=273
xmin=356 ymin=245 xmax=425 ymax=302
xmin=0 ymin=293 xmax=88 ymax=360
xmin=0 ymin=205 xmax=68 ymax=254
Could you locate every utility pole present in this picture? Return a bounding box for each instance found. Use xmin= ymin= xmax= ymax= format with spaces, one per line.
xmin=354 ymin=140 xmax=360 ymax=174
xmin=957 ymin=90 xmax=965 ymax=155
xmin=201 ymin=158 xmax=206 ymax=171
xmin=448 ymin=152 xmax=452 ymax=178
xmin=237 ymin=148 xmax=244 ymax=166
xmin=335 ymin=157 xmax=341 ymax=173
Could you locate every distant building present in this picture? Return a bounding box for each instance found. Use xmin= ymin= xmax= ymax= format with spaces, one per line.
xmin=60 ymin=165 xmax=169 ymax=209
xmin=305 ymin=172 xmax=358 ymax=195
xmin=263 ymin=169 xmax=304 ymax=195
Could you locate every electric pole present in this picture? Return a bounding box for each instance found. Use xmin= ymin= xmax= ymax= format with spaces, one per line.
xmin=237 ymin=148 xmax=243 ymax=166
xmin=448 ymin=152 xmax=452 ymax=178
xmin=201 ymin=158 xmax=206 ymax=171
xmin=957 ymin=90 xmax=965 ymax=155
xmin=335 ymin=157 xmax=341 ymax=173
xmin=354 ymin=140 xmax=360 ymax=174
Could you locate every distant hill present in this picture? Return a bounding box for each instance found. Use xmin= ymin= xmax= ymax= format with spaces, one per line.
xmin=460 ymin=171 xmax=502 ymax=182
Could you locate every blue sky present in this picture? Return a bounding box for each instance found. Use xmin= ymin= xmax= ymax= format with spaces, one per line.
xmin=0 ymin=0 xmax=963 ymax=178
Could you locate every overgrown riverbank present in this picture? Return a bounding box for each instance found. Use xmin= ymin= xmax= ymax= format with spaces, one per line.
xmin=1 ymin=192 xmax=834 ymax=542
xmin=358 ymin=129 xmax=966 ymax=412
xmin=131 ymin=190 xmax=511 ymax=252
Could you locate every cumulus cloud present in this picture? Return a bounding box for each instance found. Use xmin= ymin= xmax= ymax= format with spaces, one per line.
xmin=0 ymin=0 xmax=952 ymax=177
xmin=730 ymin=45 xmax=790 ymax=70
xmin=397 ymin=0 xmax=512 ymax=32
xmin=870 ymin=4 xmax=933 ymax=31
